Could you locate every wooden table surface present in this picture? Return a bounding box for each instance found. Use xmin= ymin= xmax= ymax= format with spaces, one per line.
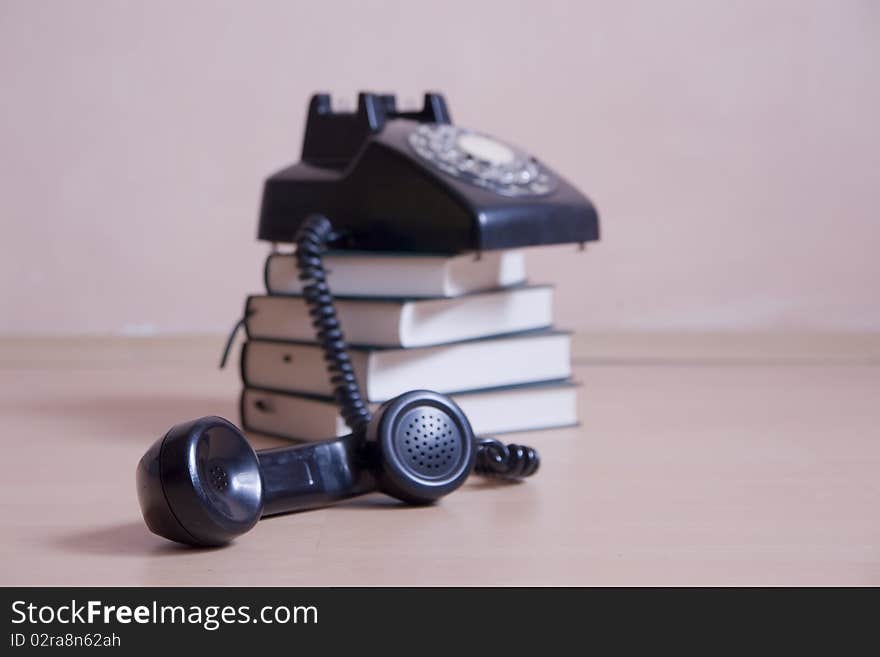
xmin=1 ymin=333 xmax=878 ymax=586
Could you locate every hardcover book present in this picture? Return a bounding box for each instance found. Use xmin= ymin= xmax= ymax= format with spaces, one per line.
xmin=265 ymin=249 xmax=526 ymax=298
xmin=243 ymin=285 xmax=553 ymax=348
xmin=241 ymin=330 xmax=571 ymax=402
xmin=241 ymin=381 xmax=578 ymax=440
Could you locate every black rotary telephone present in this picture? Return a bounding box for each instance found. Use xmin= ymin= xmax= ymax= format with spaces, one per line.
xmin=136 ymin=92 xmax=600 ymax=547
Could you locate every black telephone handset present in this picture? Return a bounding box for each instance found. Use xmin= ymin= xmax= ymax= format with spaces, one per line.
xmin=136 ymin=92 xmax=599 ymax=547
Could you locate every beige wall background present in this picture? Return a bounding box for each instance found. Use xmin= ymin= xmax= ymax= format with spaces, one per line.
xmin=1 ymin=0 xmax=877 ymax=336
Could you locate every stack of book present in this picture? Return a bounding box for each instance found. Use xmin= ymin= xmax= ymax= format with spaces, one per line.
xmin=238 ymin=249 xmax=577 ymax=440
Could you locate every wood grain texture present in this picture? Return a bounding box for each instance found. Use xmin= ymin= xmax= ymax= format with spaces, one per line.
xmin=1 ymin=333 xmax=878 ymax=586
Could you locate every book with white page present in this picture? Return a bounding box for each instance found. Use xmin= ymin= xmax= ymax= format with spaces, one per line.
xmin=243 ymin=285 xmax=553 ymax=348
xmin=241 ymin=330 xmax=571 ymax=402
xmin=264 ymin=249 xmax=526 ymax=298
xmin=240 ymin=381 xmax=578 ymax=441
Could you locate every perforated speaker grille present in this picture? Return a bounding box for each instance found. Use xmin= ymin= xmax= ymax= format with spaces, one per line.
xmin=393 ymin=406 xmax=463 ymax=479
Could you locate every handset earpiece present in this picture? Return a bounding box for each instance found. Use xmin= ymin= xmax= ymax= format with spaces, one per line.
xmin=136 ymin=390 xmax=475 ymax=546
xmin=136 ymin=416 xmax=264 ymax=547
